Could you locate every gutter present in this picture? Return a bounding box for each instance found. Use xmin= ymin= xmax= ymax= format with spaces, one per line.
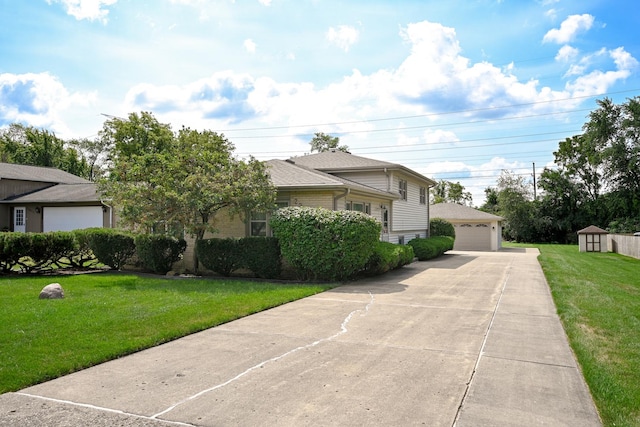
xmin=333 ymin=188 xmax=350 ymax=210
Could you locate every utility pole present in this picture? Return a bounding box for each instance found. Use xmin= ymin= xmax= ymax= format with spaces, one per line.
xmin=532 ymin=162 xmax=537 ymax=200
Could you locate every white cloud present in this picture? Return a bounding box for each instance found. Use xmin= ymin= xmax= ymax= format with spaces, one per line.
xmin=258 ymin=0 xmax=272 ymax=5
xmin=244 ymin=38 xmax=257 ymax=54
xmin=543 ymin=14 xmax=594 ymax=44
xmin=0 ymin=72 xmax=96 ymax=135
xmin=326 ymin=25 xmax=359 ymax=52
xmin=555 ymin=45 xmax=579 ymax=62
xmin=46 ymin=0 xmax=117 ymax=23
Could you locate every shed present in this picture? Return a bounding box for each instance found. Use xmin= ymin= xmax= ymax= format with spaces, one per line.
xmin=430 ymin=203 xmax=503 ymax=251
xmin=577 ymin=225 xmax=608 ymax=252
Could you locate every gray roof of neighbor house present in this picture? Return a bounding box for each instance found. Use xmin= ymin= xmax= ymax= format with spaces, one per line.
xmin=0 ymin=183 xmax=102 ymax=203
xmin=267 ymin=159 xmax=398 ymax=198
xmin=0 ymin=162 xmax=89 ymax=184
xmin=287 ymin=150 xmax=436 ymax=186
xmin=430 ymin=203 xmax=503 ymax=221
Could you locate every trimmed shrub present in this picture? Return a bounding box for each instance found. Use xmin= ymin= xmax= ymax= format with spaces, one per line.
xmin=364 ymin=241 xmax=414 ymax=276
xmin=238 ymin=237 xmax=281 ymax=279
xmin=87 ymin=228 xmax=136 ymax=270
xmin=270 ymin=206 xmax=381 ymax=281
xmin=408 ymin=236 xmax=454 ymax=261
xmin=430 ymin=217 xmax=455 ymax=238
xmin=195 ymin=238 xmax=242 ymax=276
xmin=135 ymin=234 xmax=187 ymax=274
xmin=0 ymin=232 xmax=77 ymax=273
xmin=64 ymin=228 xmax=100 ymax=268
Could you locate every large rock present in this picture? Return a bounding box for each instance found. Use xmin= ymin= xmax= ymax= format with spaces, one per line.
xmin=39 ymin=283 xmax=64 ymax=299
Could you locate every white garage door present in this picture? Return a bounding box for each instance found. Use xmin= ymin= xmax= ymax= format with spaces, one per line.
xmin=43 ymin=206 xmax=104 ymax=232
xmin=454 ymin=223 xmax=491 ymax=251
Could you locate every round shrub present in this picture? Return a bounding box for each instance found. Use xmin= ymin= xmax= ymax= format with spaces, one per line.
xmin=195 ymin=238 xmax=242 ymax=276
xmin=135 ymin=234 xmax=187 ymax=274
xmin=270 ymin=206 xmax=381 ymax=281
xmin=408 ymin=236 xmax=454 ymax=261
xmin=87 ymin=228 xmax=136 ymax=270
xmin=238 ymin=237 xmax=281 ymax=279
xmin=430 ymin=217 xmax=455 ymax=238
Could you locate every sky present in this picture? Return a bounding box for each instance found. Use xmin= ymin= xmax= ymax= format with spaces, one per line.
xmin=1 ymin=0 xmax=639 ymax=204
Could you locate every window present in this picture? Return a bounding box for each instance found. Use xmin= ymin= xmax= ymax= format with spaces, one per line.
xmin=419 ymin=187 xmax=426 ymax=204
xmin=346 ymin=201 xmax=371 ymax=214
xmin=250 ymin=211 xmax=268 ymax=236
xmin=398 ymin=235 xmax=405 ymax=245
xmin=250 ymin=201 xmax=289 ymax=237
xmin=399 ymin=179 xmax=407 ymax=201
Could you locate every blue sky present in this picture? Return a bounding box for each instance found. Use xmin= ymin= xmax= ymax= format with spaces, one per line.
xmin=1 ymin=0 xmax=639 ymax=204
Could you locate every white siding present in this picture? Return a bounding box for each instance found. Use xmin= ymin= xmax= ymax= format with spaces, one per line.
xmin=333 ymin=171 xmax=391 ymax=192
xmin=391 ymin=173 xmax=429 ymax=232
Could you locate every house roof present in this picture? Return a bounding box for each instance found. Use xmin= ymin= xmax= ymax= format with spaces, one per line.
xmin=287 ymin=150 xmax=436 ymax=186
xmin=577 ymin=225 xmax=608 ymax=234
xmin=0 ymin=183 xmax=102 ymax=204
xmin=0 ymin=162 xmax=89 ymax=184
xmin=430 ymin=203 xmax=504 ymax=221
xmin=267 ymin=159 xmax=398 ymax=199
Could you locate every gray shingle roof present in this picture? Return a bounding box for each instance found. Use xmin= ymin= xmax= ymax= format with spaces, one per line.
xmin=267 ymin=159 xmax=398 ymax=198
xmin=287 ymin=150 xmax=436 ymax=186
xmin=577 ymin=225 xmax=608 ymax=234
xmin=430 ymin=203 xmax=503 ymax=221
xmin=1 ymin=183 xmax=102 ymax=203
xmin=0 ymin=163 xmax=89 ymax=184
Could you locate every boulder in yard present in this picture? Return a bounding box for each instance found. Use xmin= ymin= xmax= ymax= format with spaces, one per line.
xmin=39 ymin=283 xmax=64 ymax=299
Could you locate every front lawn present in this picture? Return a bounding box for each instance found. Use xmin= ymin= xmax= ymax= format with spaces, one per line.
xmin=507 ymin=243 xmax=640 ymax=427
xmin=0 ymin=273 xmax=333 ymax=394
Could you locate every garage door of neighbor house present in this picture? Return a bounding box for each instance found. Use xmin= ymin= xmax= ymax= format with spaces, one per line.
xmin=454 ymin=223 xmax=491 ymax=251
xmin=43 ymin=207 xmax=103 ymax=232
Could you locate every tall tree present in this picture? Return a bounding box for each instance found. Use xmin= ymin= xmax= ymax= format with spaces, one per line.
xmin=309 ymin=132 xmax=349 ymax=153
xmin=0 ymin=123 xmax=90 ymax=178
xmin=431 ymin=179 xmax=472 ymax=205
xmin=98 ymin=113 xmax=277 ymax=269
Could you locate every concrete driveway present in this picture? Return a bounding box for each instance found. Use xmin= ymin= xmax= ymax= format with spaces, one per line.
xmin=0 ymin=248 xmax=601 ymax=426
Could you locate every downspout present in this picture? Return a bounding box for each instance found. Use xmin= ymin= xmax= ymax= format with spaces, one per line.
xmin=333 ymin=188 xmax=350 ymax=210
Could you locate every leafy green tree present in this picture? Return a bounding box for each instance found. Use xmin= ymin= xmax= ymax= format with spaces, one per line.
xmin=0 ymin=124 xmax=90 ymax=178
xmin=99 ymin=113 xmax=277 ymax=270
xmin=431 ymin=179 xmax=472 ymax=205
xmin=537 ymin=168 xmax=587 ymax=243
xmin=479 ymin=187 xmax=499 ymax=214
xmin=309 ymin=132 xmax=349 ymax=153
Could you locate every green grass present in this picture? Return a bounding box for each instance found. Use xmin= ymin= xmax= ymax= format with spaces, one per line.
xmin=0 ymin=273 xmax=333 ymax=394
xmin=506 ymin=243 xmax=640 ymax=427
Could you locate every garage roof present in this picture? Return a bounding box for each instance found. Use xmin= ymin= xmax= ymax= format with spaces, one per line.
xmin=0 ymin=183 xmax=102 ymax=203
xmin=431 ymin=203 xmax=503 ymax=221
xmin=0 ymin=162 xmax=89 ymax=184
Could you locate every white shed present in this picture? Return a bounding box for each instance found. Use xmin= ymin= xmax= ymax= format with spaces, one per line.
xmin=577 ymin=225 xmax=608 ymax=252
xmin=430 ymin=203 xmax=503 ymax=251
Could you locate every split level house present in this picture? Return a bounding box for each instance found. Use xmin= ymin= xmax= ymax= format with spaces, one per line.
xmin=203 ymin=149 xmax=436 ymax=239
xmin=0 ymin=163 xmax=113 ymax=232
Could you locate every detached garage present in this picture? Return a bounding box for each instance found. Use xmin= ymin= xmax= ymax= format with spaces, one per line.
xmin=430 ymin=203 xmax=503 ymax=251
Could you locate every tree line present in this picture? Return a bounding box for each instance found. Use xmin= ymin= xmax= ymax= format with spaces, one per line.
xmin=2 ymin=97 xmax=639 ymax=243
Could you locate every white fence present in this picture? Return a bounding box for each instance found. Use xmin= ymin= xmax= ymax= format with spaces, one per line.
xmin=607 ymin=234 xmax=640 ymax=259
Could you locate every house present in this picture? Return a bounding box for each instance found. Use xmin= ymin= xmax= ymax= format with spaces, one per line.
xmin=430 ymin=203 xmax=503 ymax=251
xmin=0 ymin=163 xmax=113 ymax=232
xmin=211 ymin=149 xmax=437 ymax=245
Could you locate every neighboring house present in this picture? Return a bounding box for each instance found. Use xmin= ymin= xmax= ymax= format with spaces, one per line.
xmin=0 ymin=163 xmax=113 ymax=232
xmin=430 ymin=203 xmax=503 ymax=251
xmin=212 ymin=149 xmax=437 ymax=245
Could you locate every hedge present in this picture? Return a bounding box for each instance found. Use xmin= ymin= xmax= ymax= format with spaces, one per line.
xmin=86 ymin=228 xmax=136 ymax=270
xmin=364 ymin=241 xmax=414 ymax=276
xmin=430 ymin=218 xmax=455 ymax=238
xmin=270 ymin=206 xmax=381 ymax=281
xmin=135 ymin=234 xmax=187 ymax=274
xmin=0 ymin=232 xmax=77 ymax=273
xmin=408 ymin=236 xmax=454 ymax=261
xmin=195 ymin=237 xmax=282 ymax=278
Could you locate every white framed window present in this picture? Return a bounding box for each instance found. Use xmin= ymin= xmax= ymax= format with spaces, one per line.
xmin=419 ymin=187 xmax=426 ymax=204
xmin=399 ymin=179 xmax=407 ymax=201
